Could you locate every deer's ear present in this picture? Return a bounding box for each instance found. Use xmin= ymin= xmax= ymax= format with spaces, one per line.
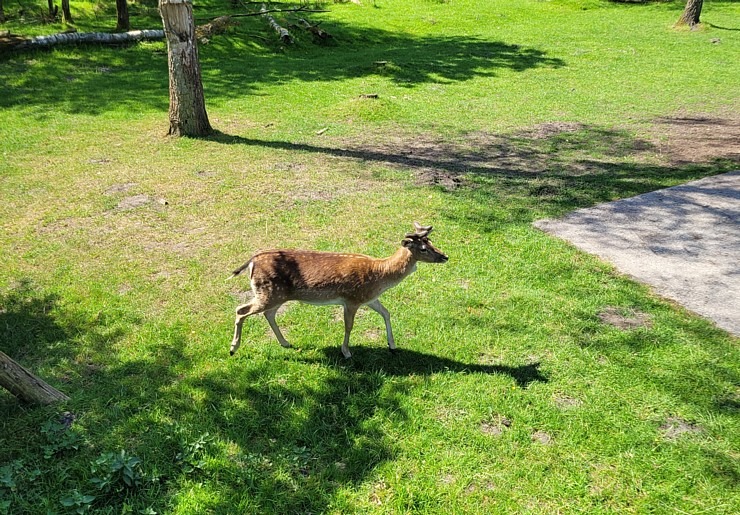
xmin=402 ymin=238 xmax=414 ymax=248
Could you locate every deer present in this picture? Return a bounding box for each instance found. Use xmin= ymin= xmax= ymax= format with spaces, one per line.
xmin=229 ymin=222 xmax=448 ymax=359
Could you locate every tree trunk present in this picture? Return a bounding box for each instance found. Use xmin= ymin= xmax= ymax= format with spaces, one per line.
xmin=676 ymin=0 xmax=703 ymax=28
xmin=0 ymin=0 xmax=6 ymax=24
xmin=116 ymin=0 xmax=130 ymax=32
xmin=61 ymin=0 xmax=72 ymax=24
xmin=47 ymin=0 xmax=58 ymax=18
xmin=159 ymin=0 xmax=212 ymax=137
xmin=0 ymin=351 xmax=70 ymax=405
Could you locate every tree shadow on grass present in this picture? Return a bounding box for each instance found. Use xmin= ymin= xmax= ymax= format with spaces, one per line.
xmin=0 ymin=278 xmax=545 ymax=512
xmin=0 ymin=24 xmax=564 ymax=115
xmin=0 ymin=279 xmax=65 ymax=361
xmin=210 ymin=121 xmax=739 ymax=221
xmin=0 ymin=279 xmax=130 ymax=410
xmin=171 ymin=345 xmax=546 ymax=512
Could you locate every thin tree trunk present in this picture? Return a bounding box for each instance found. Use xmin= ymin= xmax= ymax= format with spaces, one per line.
xmin=116 ymin=0 xmax=130 ymax=32
xmin=0 ymin=351 xmax=70 ymax=405
xmin=159 ymin=0 xmax=212 ymax=137
xmin=676 ymin=0 xmax=703 ymax=28
xmin=0 ymin=0 xmax=6 ymax=24
xmin=47 ymin=0 xmax=58 ymax=18
xmin=61 ymin=0 xmax=72 ymax=24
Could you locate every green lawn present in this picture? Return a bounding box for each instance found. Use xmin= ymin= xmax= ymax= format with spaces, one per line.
xmin=1 ymin=1 xmax=739 ymax=513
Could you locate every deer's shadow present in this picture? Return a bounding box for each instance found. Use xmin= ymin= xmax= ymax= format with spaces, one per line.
xmin=314 ymin=347 xmax=547 ymax=388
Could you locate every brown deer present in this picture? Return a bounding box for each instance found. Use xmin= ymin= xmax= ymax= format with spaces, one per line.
xmin=229 ymin=223 xmax=448 ymax=358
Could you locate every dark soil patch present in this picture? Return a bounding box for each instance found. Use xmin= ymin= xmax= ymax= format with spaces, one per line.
xmin=532 ymin=430 xmax=553 ymax=445
xmin=340 ymin=112 xmax=739 ymax=188
xmin=480 ymin=415 xmax=512 ymax=436
xmin=104 ymin=182 xmax=137 ymax=195
xmin=554 ymin=394 xmax=582 ymax=410
xmin=652 ymin=114 xmax=740 ymax=165
xmin=598 ymin=306 xmax=652 ymax=330
xmin=116 ymin=194 xmax=151 ymax=211
xmin=415 ymin=170 xmax=467 ymax=190
xmin=519 ymin=121 xmax=586 ymax=140
xmin=659 ymin=417 xmax=703 ymax=441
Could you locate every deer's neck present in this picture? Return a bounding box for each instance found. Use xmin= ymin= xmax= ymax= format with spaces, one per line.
xmin=377 ymin=247 xmax=417 ymax=280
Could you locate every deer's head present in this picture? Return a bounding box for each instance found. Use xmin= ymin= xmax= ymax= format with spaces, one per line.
xmin=402 ymin=222 xmax=449 ymax=264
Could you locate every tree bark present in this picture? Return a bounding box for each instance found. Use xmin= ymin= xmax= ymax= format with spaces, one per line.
xmin=47 ymin=0 xmax=58 ymax=18
xmin=261 ymin=3 xmax=293 ymax=44
xmin=3 ymin=29 xmax=164 ymax=51
xmin=116 ymin=0 xmax=130 ymax=32
xmin=61 ymin=0 xmax=72 ymax=24
xmin=0 ymin=351 xmax=70 ymax=405
xmin=676 ymin=0 xmax=703 ymax=28
xmin=159 ymin=0 xmax=212 ymax=137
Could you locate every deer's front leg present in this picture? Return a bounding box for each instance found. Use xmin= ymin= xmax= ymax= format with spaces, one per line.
xmin=367 ymin=299 xmax=395 ymax=352
xmin=264 ymin=307 xmax=292 ymax=349
xmin=341 ymin=304 xmax=359 ymax=359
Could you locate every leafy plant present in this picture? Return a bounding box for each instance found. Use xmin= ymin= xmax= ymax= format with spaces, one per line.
xmin=59 ymin=490 xmax=96 ymax=514
xmin=89 ymin=450 xmax=145 ymax=493
xmin=0 ymin=462 xmax=21 ymax=492
xmin=0 ymin=461 xmax=21 ymax=515
xmin=41 ymin=419 xmax=84 ymax=459
xmin=175 ymin=432 xmax=213 ymax=475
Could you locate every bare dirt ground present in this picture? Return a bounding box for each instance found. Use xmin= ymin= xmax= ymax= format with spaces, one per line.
xmin=650 ymin=114 xmax=740 ymax=165
xmin=336 ymin=111 xmax=740 ymax=190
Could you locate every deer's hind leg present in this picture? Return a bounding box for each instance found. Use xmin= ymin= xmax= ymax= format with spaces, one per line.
xmin=230 ymin=297 xmax=271 ymax=356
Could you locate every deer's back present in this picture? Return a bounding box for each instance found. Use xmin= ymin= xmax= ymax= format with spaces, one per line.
xmin=249 ymin=250 xmax=386 ymax=304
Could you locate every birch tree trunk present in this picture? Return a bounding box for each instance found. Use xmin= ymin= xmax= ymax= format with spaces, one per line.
xmin=159 ymin=0 xmax=212 ymax=137
xmin=0 ymin=351 xmax=70 ymax=405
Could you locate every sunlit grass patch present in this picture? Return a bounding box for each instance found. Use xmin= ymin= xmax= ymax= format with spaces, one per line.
xmin=2 ymin=0 xmax=739 ymax=513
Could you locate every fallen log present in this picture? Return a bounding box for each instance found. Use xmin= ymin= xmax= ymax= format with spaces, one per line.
xmin=196 ymin=15 xmax=236 ymax=43
xmin=1 ymin=29 xmax=165 ymax=51
xmin=1 ymin=7 xmax=330 ymax=52
xmin=296 ymin=18 xmax=332 ymax=41
xmin=261 ymin=3 xmax=293 ymax=44
xmin=0 ymin=351 xmax=70 ymax=405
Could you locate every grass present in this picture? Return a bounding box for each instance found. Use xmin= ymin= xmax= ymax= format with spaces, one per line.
xmin=1 ymin=0 xmax=739 ymax=513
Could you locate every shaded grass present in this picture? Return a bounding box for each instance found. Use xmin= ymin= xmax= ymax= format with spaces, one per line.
xmin=1 ymin=0 xmax=739 ymax=513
